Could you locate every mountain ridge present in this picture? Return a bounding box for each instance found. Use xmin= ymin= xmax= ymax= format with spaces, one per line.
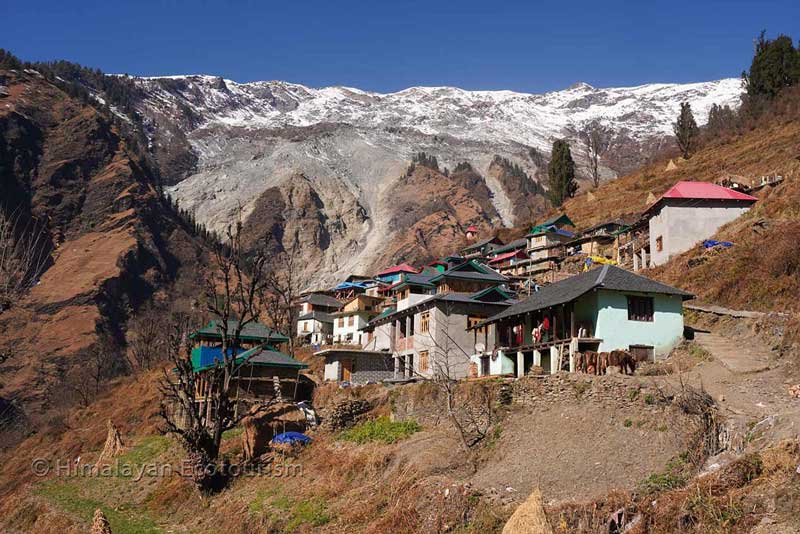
xmin=113 ymin=74 xmax=743 ymax=288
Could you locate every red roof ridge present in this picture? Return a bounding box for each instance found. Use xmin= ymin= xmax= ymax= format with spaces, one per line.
xmin=659 ymin=180 xmax=758 ymax=202
xmin=376 ymin=262 xmax=418 ymax=276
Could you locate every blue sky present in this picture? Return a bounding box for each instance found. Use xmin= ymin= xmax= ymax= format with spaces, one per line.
xmin=4 ymin=0 xmax=799 ymax=93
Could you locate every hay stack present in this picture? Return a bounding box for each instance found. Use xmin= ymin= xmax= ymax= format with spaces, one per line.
xmin=92 ymin=420 xmax=124 ymax=474
xmin=241 ymin=402 xmax=307 ymax=461
xmin=502 ymin=488 xmax=553 ymax=534
xmin=91 ymin=509 xmax=112 ymax=534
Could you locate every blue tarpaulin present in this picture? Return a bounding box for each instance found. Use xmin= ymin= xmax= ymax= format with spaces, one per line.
xmin=271 ymin=432 xmax=312 ymax=445
xmin=703 ymin=240 xmax=733 ymax=249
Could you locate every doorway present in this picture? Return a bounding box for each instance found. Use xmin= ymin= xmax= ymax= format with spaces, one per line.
xmin=341 ymin=359 xmax=354 ymax=381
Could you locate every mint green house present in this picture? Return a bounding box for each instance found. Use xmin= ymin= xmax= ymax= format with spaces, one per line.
xmin=471 ymin=265 xmax=693 ymax=376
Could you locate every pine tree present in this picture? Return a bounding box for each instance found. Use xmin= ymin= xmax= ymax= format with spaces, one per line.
xmin=546 ymin=140 xmax=578 ymax=207
xmin=673 ymin=102 xmax=699 ymax=159
xmin=743 ymin=31 xmax=800 ymax=100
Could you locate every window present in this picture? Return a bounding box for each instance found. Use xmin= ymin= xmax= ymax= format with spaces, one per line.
xmin=656 ymin=236 xmax=663 ymax=252
xmin=467 ymin=316 xmax=486 ymax=335
xmin=302 ymin=321 xmax=309 ymax=332
xmin=420 ymin=311 xmax=430 ymax=333
xmin=338 ymin=317 xmax=344 ymax=328
xmin=348 ymin=315 xmax=355 ymax=327
xmin=419 ymin=350 xmax=429 ymax=372
xmin=627 ymin=296 xmax=654 ymax=322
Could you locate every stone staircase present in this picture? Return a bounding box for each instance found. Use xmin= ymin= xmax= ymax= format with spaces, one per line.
xmin=693 ymin=331 xmax=770 ymax=374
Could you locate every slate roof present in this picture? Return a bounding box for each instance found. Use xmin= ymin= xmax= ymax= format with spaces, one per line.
xmin=298 ymin=311 xmax=335 ymax=323
xmin=461 ymin=235 xmax=503 ymax=252
xmin=300 ymin=293 xmax=342 ymax=308
xmin=190 ymin=320 xmax=290 ymax=343
xmin=369 ymin=289 xmax=512 ymax=326
xmin=479 ymin=265 xmax=693 ymax=326
xmin=428 ymin=260 xmax=507 ymax=284
xmin=490 ymin=238 xmax=528 ymax=255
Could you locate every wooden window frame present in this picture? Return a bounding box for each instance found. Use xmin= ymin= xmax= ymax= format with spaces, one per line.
xmin=420 ymin=311 xmax=430 ymax=333
xmin=419 ymin=350 xmax=429 ymax=372
xmin=627 ymin=295 xmax=654 ymax=322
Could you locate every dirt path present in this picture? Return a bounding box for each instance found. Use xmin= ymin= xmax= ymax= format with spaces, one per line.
xmin=693 ymin=331 xmax=770 ymax=374
xmin=681 ymin=329 xmax=799 ymax=446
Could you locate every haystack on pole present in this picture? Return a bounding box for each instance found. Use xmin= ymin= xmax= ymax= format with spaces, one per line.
xmin=91 ymin=508 xmax=113 ymax=534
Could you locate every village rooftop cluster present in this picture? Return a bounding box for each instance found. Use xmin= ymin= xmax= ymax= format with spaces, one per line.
xmin=287 ymin=179 xmax=761 ymax=387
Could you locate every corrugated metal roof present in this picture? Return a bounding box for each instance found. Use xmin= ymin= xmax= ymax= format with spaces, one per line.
xmin=656 ymin=181 xmax=758 ymax=202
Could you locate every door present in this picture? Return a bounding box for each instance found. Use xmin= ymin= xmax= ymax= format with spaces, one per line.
xmin=480 ymin=355 xmax=490 ymax=376
xmin=341 ymin=359 xmax=354 ymax=381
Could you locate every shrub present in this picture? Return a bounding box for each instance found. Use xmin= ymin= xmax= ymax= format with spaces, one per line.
xmin=339 ymin=417 xmax=421 ymax=444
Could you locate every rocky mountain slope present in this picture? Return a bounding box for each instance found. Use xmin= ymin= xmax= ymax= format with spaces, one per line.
xmin=123 ymin=75 xmax=742 ymax=288
xmin=0 ymin=68 xmax=209 ymax=415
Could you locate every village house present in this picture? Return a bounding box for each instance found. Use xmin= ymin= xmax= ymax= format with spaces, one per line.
xmin=375 ymin=263 xmax=418 ymax=284
xmin=331 ymin=274 xmax=376 ymax=300
xmin=189 ymin=320 xmax=308 ymax=414
xmin=369 ymin=260 xmax=515 ymax=380
xmin=296 ymin=293 xmax=342 ymax=345
xmin=569 ymin=219 xmax=629 ymax=257
xmin=645 ymin=181 xmax=757 ymax=267
xmin=316 ymin=348 xmax=394 ymax=384
xmin=526 ymin=213 xmax=575 ymax=260
xmin=488 ymin=248 xmax=530 ymax=277
xmin=332 ymin=294 xmax=384 ymax=345
xmin=615 ymin=218 xmax=651 ymax=272
xmin=469 ymin=265 xmax=692 ymax=377
xmin=460 ymin=235 xmax=504 ymax=259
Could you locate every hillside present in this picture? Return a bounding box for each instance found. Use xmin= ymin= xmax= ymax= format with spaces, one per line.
xmin=557 ymin=89 xmax=800 ymax=317
xmin=0 ymin=68 xmax=210 ymax=417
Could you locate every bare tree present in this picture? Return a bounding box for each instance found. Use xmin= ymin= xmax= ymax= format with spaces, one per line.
xmin=159 ymin=222 xmax=273 ymax=493
xmin=66 ymin=335 xmax=123 ymax=407
xmin=127 ymin=305 xmax=167 ymax=371
xmin=0 ymin=209 xmax=50 ymax=313
xmin=261 ymin=242 xmax=301 ymax=354
xmin=396 ymin=303 xmax=496 ymax=472
xmin=580 ymin=121 xmax=611 ymax=188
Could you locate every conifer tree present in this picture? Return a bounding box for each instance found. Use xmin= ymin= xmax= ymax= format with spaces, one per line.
xmin=743 ymin=31 xmax=800 ymax=100
xmin=673 ymin=102 xmax=699 ymax=159
xmin=546 ymin=140 xmax=578 ymax=207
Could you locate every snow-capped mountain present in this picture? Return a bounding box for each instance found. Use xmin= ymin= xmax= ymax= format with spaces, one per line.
xmin=125 ymin=75 xmax=742 ymax=287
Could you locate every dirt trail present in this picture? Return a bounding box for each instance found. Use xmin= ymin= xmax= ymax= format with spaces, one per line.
xmin=693 ymin=331 xmax=770 ymax=374
xmin=681 ymin=328 xmax=799 ymax=446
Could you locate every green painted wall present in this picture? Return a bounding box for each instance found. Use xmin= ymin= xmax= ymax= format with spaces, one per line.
xmin=594 ymin=289 xmax=684 ymax=357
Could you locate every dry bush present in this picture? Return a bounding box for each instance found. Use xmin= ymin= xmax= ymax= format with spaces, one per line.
xmin=546 ymin=490 xmax=633 ymax=533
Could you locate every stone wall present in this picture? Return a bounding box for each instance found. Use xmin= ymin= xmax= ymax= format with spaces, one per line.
xmin=511 ymin=373 xmax=665 ymax=410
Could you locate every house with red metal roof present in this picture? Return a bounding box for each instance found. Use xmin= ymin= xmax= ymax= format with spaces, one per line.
xmin=375 ymin=263 xmax=418 ymax=284
xmin=645 ymin=181 xmax=757 ymax=267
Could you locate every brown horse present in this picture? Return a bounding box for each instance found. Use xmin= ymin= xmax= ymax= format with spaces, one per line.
xmin=597 ymin=352 xmax=610 ymax=375
xmin=609 ymin=349 xmax=637 ymax=375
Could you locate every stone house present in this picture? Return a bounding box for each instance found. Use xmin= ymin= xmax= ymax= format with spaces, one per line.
xmin=316 ymin=348 xmax=394 ymax=384
xmin=471 ymin=265 xmax=693 ymax=377
xmin=645 ymin=181 xmax=757 ymax=267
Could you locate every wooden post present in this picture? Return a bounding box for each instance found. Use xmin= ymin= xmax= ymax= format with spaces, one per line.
xmin=570 ymin=304 xmax=576 ymax=338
